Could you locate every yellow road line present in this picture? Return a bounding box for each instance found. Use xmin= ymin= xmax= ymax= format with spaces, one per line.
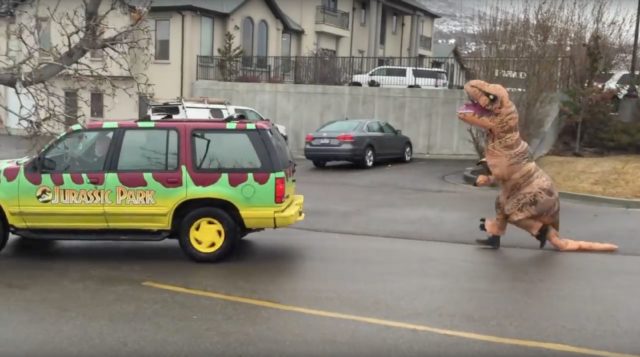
xmin=143 ymin=281 xmax=637 ymax=357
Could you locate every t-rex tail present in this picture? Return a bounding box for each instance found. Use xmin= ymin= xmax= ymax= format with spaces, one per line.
xmin=543 ymin=226 xmax=618 ymax=252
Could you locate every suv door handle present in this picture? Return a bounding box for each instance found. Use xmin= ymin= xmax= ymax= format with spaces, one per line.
xmin=89 ymin=178 xmax=100 ymax=185
xmin=166 ymin=178 xmax=179 ymax=184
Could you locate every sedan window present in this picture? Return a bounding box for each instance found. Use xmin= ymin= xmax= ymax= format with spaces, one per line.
xmin=366 ymin=122 xmax=383 ymax=133
xmin=319 ymin=121 xmax=360 ymax=132
xmin=381 ymin=123 xmax=397 ymax=134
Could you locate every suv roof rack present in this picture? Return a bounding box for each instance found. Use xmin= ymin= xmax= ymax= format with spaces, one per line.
xmin=149 ymin=97 xmax=231 ymax=106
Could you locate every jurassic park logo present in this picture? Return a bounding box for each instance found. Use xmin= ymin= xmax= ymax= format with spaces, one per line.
xmin=36 ymin=186 xmax=156 ymax=205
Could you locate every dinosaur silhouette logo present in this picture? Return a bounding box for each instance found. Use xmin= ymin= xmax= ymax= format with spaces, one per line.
xmin=36 ymin=186 xmax=52 ymax=204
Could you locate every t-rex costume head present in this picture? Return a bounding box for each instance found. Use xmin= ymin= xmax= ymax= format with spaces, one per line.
xmin=456 ymin=79 xmax=617 ymax=252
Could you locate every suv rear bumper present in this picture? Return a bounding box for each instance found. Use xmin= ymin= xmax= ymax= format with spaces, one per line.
xmin=275 ymin=195 xmax=304 ymax=227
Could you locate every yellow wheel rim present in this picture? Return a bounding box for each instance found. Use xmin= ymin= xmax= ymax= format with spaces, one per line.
xmin=189 ymin=218 xmax=225 ymax=253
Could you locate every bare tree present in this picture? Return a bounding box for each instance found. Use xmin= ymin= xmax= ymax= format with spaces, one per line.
xmin=467 ymin=0 xmax=632 ymax=152
xmin=0 ymin=0 xmax=152 ymax=138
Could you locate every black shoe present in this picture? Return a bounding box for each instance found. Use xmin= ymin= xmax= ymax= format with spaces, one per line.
xmin=535 ymin=225 xmax=549 ymax=249
xmin=476 ymin=235 xmax=500 ymax=249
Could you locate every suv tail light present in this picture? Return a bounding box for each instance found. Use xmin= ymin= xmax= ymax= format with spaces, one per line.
xmin=275 ymin=177 xmax=286 ymax=203
xmin=305 ymin=134 xmax=314 ymax=143
xmin=337 ymin=134 xmax=354 ymax=142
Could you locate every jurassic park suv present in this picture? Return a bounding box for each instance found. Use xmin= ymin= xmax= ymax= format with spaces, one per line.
xmin=0 ymin=119 xmax=304 ymax=262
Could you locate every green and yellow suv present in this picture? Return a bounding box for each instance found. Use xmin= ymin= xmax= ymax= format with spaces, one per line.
xmin=0 ymin=119 xmax=304 ymax=262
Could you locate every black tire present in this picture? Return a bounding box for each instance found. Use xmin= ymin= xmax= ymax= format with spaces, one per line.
xmin=0 ymin=217 xmax=8 ymax=253
xmin=401 ymin=143 xmax=412 ymax=163
xmin=408 ymin=85 xmax=421 ymax=89
xmin=348 ymin=82 xmax=362 ymax=87
xmin=178 ymin=207 xmax=238 ymax=263
xmin=313 ymin=160 xmax=326 ymax=168
xmin=359 ymin=146 xmax=375 ymax=169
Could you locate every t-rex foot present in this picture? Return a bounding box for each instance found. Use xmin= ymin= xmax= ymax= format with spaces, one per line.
xmin=535 ymin=225 xmax=549 ymax=249
xmin=476 ymin=235 xmax=500 ymax=249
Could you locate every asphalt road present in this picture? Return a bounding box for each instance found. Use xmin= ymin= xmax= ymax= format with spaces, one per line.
xmin=0 ymin=157 xmax=639 ymax=356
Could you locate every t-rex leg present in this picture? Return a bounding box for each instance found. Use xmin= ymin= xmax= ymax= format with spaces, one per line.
xmin=477 ymin=197 xmax=508 ymax=248
xmin=509 ymin=218 xmax=547 ymax=248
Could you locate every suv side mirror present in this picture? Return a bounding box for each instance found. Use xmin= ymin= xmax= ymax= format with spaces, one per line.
xmin=396 ymin=130 xmax=402 ymax=135
xmin=36 ymin=156 xmax=56 ymax=172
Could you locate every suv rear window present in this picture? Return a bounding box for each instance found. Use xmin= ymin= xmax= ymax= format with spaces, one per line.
xmin=192 ymin=131 xmax=265 ymax=170
xmin=151 ymin=106 xmax=180 ymax=115
xmin=210 ymin=108 xmax=225 ymax=119
xmin=319 ymin=121 xmax=360 ymax=132
xmin=617 ymin=74 xmax=634 ymax=85
xmin=413 ymin=69 xmax=446 ymax=80
xmin=268 ymin=127 xmax=293 ymax=169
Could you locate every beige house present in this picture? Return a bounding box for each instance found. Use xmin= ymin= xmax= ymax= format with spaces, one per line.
xmin=146 ymin=0 xmax=440 ymax=99
xmin=0 ymin=0 xmax=439 ymax=131
xmin=0 ymin=0 xmax=145 ymax=132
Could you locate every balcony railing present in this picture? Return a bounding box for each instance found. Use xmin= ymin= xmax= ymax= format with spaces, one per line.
xmin=420 ymin=35 xmax=432 ymax=51
xmin=315 ymin=6 xmax=349 ymax=30
xmin=196 ymin=55 xmax=574 ymax=91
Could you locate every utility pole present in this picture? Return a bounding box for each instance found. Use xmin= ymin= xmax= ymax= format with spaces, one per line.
xmin=630 ymin=0 xmax=640 ymax=93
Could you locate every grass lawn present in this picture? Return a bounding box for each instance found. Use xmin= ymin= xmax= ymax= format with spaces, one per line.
xmin=537 ymin=155 xmax=640 ymax=199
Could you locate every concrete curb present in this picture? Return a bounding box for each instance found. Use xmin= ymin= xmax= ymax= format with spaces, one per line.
xmin=557 ymin=191 xmax=640 ymax=209
xmin=292 ymin=153 xmax=476 ymax=161
xmin=458 ymin=168 xmax=640 ymax=209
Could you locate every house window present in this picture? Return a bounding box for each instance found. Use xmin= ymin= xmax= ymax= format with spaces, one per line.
xmin=200 ymin=16 xmax=214 ymax=56
xmin=257 ymin=20 xmax=268 ymax=68
xmin=392 ymin=14 xmax=398 ymax=34
xmin=281 ymin=33 xmax=291 ymax=73
xmin=90 ymin=92 xmax=104 ymax=118
xmin=36 ymin=17 xmax=51 ymax=55
xmin=64 ymin=91 xmax=78 ymax=127
xmin=379 ymin=8 xmax=386 ymax=47
xmin=242 ymin=17 xmax=254 ymax=67
xmin=154 ymin=19 xmax=170 ymax=61
xmin=360 ymin=3 xmax=366 ymax=26
xmin=322 ymin=0 xmax=337 ymax=10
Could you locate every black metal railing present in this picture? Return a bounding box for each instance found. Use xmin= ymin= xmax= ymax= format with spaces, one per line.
xmin=196 ymin=55 xmax=573 ymax=91
xmin=315 ymin=6 xmax=349 ymax=30
xmin=419 ymin=35 xmax=432 ymax=51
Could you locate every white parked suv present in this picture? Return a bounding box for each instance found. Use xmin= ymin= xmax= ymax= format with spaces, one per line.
xmin=146 ymin=97 xmax=288 ymax=141
xmin=350 ymin=66 xmax=448 ymax=89
xmin=598 ymin=71 xmax=639 ymax=99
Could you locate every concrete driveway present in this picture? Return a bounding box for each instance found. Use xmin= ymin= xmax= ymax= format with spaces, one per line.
xmin=0 ymin=158 xmax=638 ymax=356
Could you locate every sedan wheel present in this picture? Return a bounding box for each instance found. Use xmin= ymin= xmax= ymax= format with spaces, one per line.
xmin=403 ymin=144 xmax=412 ymax=162
xmin=360 ymin=147 xmax=375 ymax=169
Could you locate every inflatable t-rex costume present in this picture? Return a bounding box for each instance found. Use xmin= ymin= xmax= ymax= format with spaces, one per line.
xmin=456 ymin=80 xmax=617 ymax=252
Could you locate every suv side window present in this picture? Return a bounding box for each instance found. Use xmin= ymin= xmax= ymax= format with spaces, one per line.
xmin=117 ymin=129 xmax=179 ymax=171
xmin=366 ymin=121 xmax=383 ymax=133
xmin=192 ymin=130 xmax=266 ymax=170
xmin=42 ymin=130 xmax=115 ymax=172
xmin=386 ymin=68 xmax=406 ymax=77
xmin=370 ymin=68 xmax=386 ymax=76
